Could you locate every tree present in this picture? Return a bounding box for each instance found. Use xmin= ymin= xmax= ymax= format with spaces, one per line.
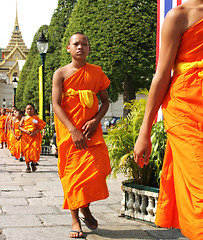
xmin=61 ymin=0 xmax=157 ymax=114
xmin=45 ymin=0 xmax=77 ymax=106
xmin=16 ymin=0 xmax=77 ymax=111
xmin=16 ymin=25 xmax=48 ymax=110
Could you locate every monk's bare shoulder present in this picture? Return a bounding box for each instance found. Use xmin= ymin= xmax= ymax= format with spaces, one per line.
xmin=53 ymin=64 xmax=72 ymax=83
xmin=165 ymin=1 xmax=203 ymax=34
xmin=19 ymin=116 xmax=25 ymax=124
xmin=164 ymin=5 xmax=188 ymax=35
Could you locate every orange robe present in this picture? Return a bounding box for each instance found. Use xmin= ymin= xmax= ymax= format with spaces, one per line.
xmin=37 ymin=118 xmax=45 ymax=154
xmin=0 ymin=115 xmax=7 ymax=143
xmin=155 ymin=18 xmax=203 ymax=240
xmin=9 ymin=118 xmax=16 ymax=153
xmin=10 ymin=121 xmax=22 ymax=159
xmin=55 ymin=63 xmax=111 ymax=210
xmin=6 ymin=116 xmax=11 ymax=149
xmin=21 ymin=116 xmax=46 ymax=163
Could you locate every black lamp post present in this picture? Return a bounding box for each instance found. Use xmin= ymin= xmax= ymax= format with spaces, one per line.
xmin=12 ymin=77 xmax=18 ymax=106
xmin=37 ymin=31 xmax=48 ymax=122
xmin=2 ymin=98 xmax=6 ymax=108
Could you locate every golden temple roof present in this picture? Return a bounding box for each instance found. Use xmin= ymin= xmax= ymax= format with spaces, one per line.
xmin=2 ymin=1 xmax=29 ymax=57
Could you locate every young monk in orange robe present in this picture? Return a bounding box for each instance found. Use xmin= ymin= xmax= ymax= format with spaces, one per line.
xmin=5 ymin=114 xmax=11 ymax=150
xmin=19 ymin=103 xmax=46 ymax=173
xmin=0 ymin=108 xmax=7 ymax=148
xmin=133 ymin=1 xmax=203 ymax=240
xmin=10 ymin=110 xmax=24 ymax=160
xmin=52 ymin=33 xmax=111 ymax=238
xmin=33 ymin=108 xmax=45 ymax=166
xmin=5 ymin=106 xmax=17 ymax=151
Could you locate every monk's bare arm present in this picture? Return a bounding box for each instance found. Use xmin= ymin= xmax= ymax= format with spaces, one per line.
xmin=52 ymin=68 xmax=87 ymax=150
xmin=18 ymin=117 xmax=29 ymax=135
xmin=5 ymin=115 xmax=9 ymax=133
xmin=133 ymin=8 xmax=187 ymax=167
xmin=82 ymin=89 xmax=109 ymax=139
xmin=30 ymin=129 xmax=41 ymax=137
xmin=18 ymin=117 xmax=25 ymax=132
xmin=11 ymin=120 xmax=15 ymax=136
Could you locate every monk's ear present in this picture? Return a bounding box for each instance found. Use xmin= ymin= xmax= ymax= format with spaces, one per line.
xmin=66 ymin=45 xmax=70 ymax=53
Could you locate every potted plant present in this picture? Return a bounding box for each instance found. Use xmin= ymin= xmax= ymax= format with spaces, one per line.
xmin=41 ymin=125 xmax=54 ymax=155
xmin=105 ymin=90 xmax=167 ymax=223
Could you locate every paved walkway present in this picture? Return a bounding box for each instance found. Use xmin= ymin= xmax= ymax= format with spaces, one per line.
xmin=0 ymin=148 xmax=188 ymax=240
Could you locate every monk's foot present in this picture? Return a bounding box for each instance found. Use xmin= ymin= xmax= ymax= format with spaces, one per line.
xmin=26 ymin=167 xmax=31 ymax=173
xmin=80 ymin=207 xmax=98 ymax=230
xmin=31 ymin=162 xmax=37 ymax=172
xmin=70 ymin=222 xmax=83 ymax=238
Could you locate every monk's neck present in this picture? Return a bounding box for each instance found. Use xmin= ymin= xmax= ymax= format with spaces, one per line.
xmin=71 ymin=59 xmax=86 ymax=70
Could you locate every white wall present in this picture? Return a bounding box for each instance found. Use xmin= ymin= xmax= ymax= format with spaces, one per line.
xmin=101 ymin=94 xmax=123 ymax=124
xmin=0 ymin=80 xmax=13 ymax=108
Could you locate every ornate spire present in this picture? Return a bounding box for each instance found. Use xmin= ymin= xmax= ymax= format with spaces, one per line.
xmin=15 ymin=0 xmax=19 ymax=28
xmin=3 ymin=0 xmax=29 ymax=57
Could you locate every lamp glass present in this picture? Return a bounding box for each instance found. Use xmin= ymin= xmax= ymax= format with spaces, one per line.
xmin=12 ymin=78 xmax=18 ymax=89
xmin=37 ymin=42 xmax=48 ymax=54
xmin=2 ymin=98 xmax=6 ymax=106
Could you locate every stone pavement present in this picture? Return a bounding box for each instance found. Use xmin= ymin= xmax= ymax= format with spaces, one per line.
xmin=0 ymin=148 xmax=188 ymax=240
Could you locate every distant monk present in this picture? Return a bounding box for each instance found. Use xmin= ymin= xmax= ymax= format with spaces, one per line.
xmin=0 ymin=108 xmax=7 ymax=149
xmin=5 ymin=106 xmax=17 ymax=151
xmin=52 ymin=32 xmax=111 ymax=238
xmin=10 ymin=110 xmax=24 ymax=161
xmin=19 ymin=103 xmax=46 ymax=173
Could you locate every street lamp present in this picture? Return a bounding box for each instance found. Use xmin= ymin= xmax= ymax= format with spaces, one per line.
xmin=12 ymin=77 xmax=18 ymax=106
xmin=2 ymin=98 xmax=6 ymax=108
xmin=37 ymin=31 xmax=48 ymax=122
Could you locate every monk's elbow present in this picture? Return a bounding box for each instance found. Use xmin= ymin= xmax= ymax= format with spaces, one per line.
xmin=52 ymin=103 xmax=57 ymax=114
xmin=103 ymin=100 xmax=110 ymax=111
xmin=52 ymin=102 xmax=60 ymax=114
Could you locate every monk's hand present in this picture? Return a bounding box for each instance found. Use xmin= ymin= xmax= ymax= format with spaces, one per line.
xmin=133 ymin=135 xmax=151 ymax=168
xmin=26 ymin=130 xmax=31 ymax=135
xmin=70 ymin=128 xmax=88 ymax=150
xmin=30 ymin=131 xmax=37 ymax=137
xmin=82 ymin=119 xmax=98 ymax=140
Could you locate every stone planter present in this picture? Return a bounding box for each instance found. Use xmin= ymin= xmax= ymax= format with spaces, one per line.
xmin=41 ymin=145 xmax=52 ymax=155
xmin=120 ymin=180 xmax=159 ymax=223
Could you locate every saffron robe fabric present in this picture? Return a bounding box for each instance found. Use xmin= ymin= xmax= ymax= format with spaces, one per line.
xmin=0 ymin=115 xmax=7 ymax=143
xmin=55 ymin=63 xmax=112 ymax=210
xmin=10 ymin=121 xmax=22 ymax=159
xmin=21 ymin=116 xmax=46 ymax=163
xmin=6 ymin=116 xmax=11 ymax=149
xmin=155 ymin=18 xmax=203 ymax=240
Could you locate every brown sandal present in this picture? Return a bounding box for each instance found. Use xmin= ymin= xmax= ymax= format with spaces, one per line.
xmin=26 ymin=167 xmax=31 ymax=173
xmin=31 ymin=163 xmax=37 ymax=172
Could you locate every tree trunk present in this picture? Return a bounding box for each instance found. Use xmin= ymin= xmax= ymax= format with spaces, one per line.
xmin=123 ymin=78 xmax=136 ymax=117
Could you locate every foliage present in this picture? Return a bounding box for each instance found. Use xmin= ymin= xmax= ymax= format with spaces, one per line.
xmin=16 ymin=25 xmax=48 ymax=110
xmin=42 ymin=125 xmax=54 ymax=146
xmin=150 ymin=120 xmax=167 ymax=183
xmin=61 ymin=0 xmax=157 ymax=103
xmin=45 ymin=0 xmax=77 ymax=105
xmin=105 ymin=91 xmax=167 ymax=188
xmin=16 ymin=0 xmax=77 ymax=110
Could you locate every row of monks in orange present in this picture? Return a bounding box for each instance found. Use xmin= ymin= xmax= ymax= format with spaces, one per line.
xmin=0 ymin=104 xmax=46 ymax=173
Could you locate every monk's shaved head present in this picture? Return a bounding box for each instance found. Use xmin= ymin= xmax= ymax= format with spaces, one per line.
xmin=68 ymin=32 xmax=89 ymax=45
